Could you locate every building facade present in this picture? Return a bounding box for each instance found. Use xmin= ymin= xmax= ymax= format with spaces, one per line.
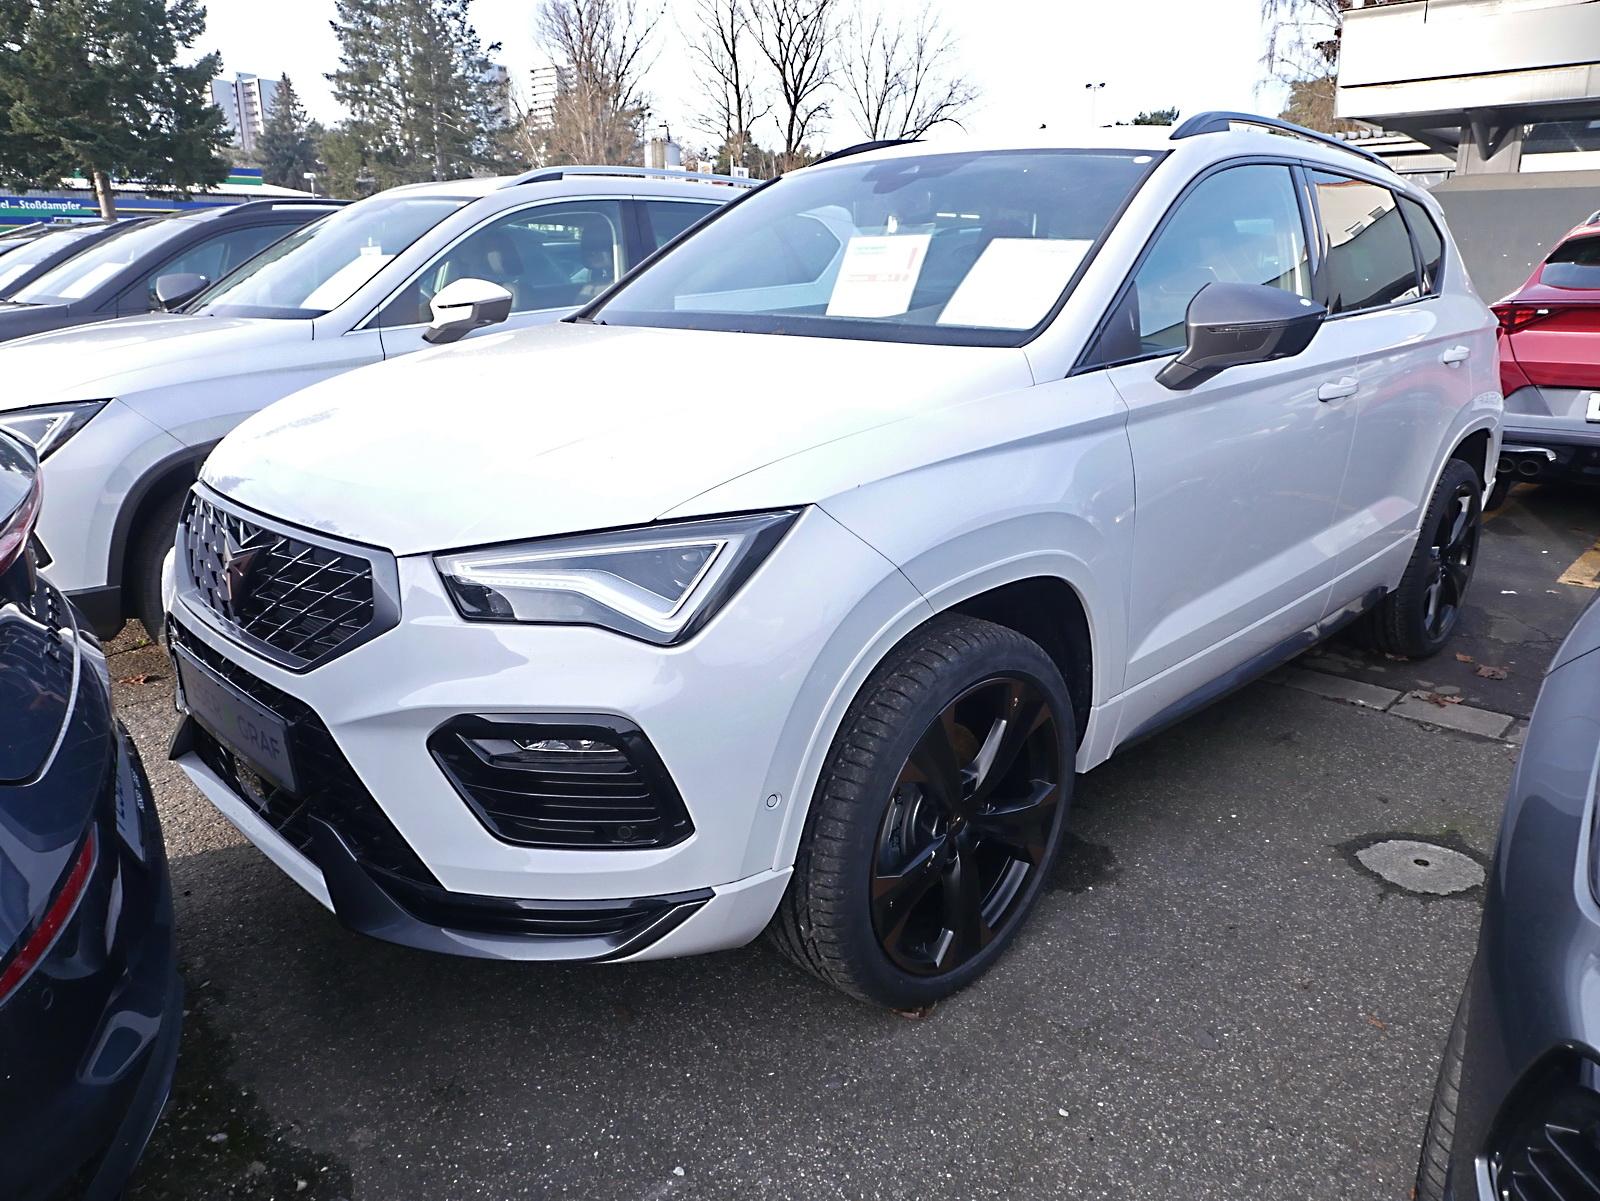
xmin=211 ymin=73 xmax=280 ymax=156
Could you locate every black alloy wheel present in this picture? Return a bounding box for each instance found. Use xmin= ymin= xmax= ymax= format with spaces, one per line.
xmin=769 ymin=614 xmax=1075 ymax=1008
xmin=1423 ymin=477 xmax=1480 ymax=643
xmin=871 ymin=677 xmax=1063 ymax=976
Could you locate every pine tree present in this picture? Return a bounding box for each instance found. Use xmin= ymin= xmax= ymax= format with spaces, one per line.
xmin=328 ymin=0 xmax=504 ymax=187
xmin=0 ymin=0 xmax=230 ymax=219
xmin=256 ymin=75 xmax=321 ymax=189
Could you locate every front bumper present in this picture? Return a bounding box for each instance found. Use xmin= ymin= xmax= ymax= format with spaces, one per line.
xmin=168 ymin=504 xmax=928 ymax=962
xmin=1443 ymin=627 xmax=1600 ymax=1198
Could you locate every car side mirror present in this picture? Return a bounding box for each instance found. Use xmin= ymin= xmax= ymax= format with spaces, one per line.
xmin=1155 ymin=282 xmax=1327 ymax=391
xmin=152 ymin=272 xmax=210 ymax=312
xmin=423 ymin=278 xmax=514 ymax=345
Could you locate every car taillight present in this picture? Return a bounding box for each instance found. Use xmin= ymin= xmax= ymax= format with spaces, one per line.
xmin=1494 ymin=303 xmax=1556 ymax=334
xmin=0 ymin=828 xmax=96 ymax=1005
xmin=0 ymin=469 xmax=40 ymax=577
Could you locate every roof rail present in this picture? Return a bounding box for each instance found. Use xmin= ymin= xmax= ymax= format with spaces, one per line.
xmin=1170 ymin=111 xmax=1388 ymax=170
xmin=500 ymin=165 xmax=760 ymax=189
xmin=808 ymin=138 xmax=922 ymax=167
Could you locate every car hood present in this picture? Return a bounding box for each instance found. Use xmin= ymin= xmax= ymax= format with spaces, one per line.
xmin=204 ymin=322 xmax=1034 ymax=555
xmin=0 ymin=313 xmax=311 ymax=413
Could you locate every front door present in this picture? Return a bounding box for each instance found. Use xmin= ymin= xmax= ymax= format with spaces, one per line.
xmin=373 ymin=199 xmax=630 ymax=357
xmin=1092 ymin=162 xmax=1359 ymax=707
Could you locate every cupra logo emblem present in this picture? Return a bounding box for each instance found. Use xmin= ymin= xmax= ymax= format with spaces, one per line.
xmin=216 ymin=530 xmax=261 ymax=607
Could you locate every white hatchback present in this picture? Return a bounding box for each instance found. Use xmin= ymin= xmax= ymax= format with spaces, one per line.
xmin=167 ymin=116 xmax=1501 ymax=1007
xmin=0 ymin=167 xmax=747 ymax=638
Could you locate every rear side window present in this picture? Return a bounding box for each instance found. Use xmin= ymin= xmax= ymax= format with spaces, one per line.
xmin=640 ymin=201 xmax=718 ymax=253
xmin=134 ymin=224 xmax=290 ymax=311
xmin=1398 ymin=196 xmax=1445 ymax=294
xmin=1311 ymin=172 xmax=1419 ymax=312
xmin=1088 ymin=163 xmax=1312 ymax=363
xmin=1542 ymin=235 xmax=1600 ymax=290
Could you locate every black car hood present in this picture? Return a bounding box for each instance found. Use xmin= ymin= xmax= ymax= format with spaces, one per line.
xmin=0 ymin=300 xmax=79 ymax=344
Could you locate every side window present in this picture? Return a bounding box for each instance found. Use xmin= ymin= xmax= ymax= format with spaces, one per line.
xmin=138 ymin=224 xmax=288 ymax=310
xmin=376 ymin=200 xmax=626 ymax=327
xmin=640 ymin=201 xmax=717 ymax=253
xmin=1096 ymin=164 xmax=1312 ymax=361
xmin=1311 ymin=172 xmax=1420 ymax=312
xmin=1398 ymin=195 xmax=1445 ymax=295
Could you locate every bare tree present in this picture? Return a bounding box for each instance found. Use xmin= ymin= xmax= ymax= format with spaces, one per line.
xmin=749 ymin=0 xmax=837 ymax=171
xmin=839 ymin=2 xmax=977 ymax=142
xmin=1260 ymin=0 xmax=1360 ymax=133
xmin=686 ymin=0 xmax=770 ymax=173
xmin=537 ymin=0 xmax=659 ymax=165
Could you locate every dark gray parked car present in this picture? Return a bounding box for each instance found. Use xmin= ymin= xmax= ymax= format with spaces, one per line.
xmin=0 ymin=199 xmax=342 ymax=342
xmin=0 ymin=220 xmax=153 ymax=300
xmin=1418 ymin=594 xmax=1600 ymax=1199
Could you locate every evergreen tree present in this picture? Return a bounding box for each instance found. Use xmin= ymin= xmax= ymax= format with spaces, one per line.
xmin=256 ymin=74 xmax=322 ymax=189
xmin=328 ymin=0 xmax=505 ymax=186
xmin=0 ymin=0 xmax=230 ymax=219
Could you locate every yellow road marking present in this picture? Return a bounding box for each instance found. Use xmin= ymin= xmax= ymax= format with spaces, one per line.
xmin=1481 ymin=482 xmax=1534 ymax=525
xmin=1559 ymin=541 xmax=1600 ymax=589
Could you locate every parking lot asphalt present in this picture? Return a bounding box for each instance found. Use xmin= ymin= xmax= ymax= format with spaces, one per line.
xmin=111 ymin=482 xmax=1594 ymax=1201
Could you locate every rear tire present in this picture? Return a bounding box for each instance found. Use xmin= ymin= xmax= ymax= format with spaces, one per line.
xmin=1365 ymin=458 xmax=1482 ymax=659
xmin=1416 ymin=985 xmax=1470 ymax=1201
xmin=769 ymin=614 xmax=1074 ymax=1008
xmin=130 ymin=490 xmax=185 ymax=644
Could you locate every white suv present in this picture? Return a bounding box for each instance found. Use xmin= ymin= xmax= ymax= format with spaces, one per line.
xmin=0 ymin=167 xmax=747 ymax=638
xmin=166 ymin=116 xmax=1501 ymax=1008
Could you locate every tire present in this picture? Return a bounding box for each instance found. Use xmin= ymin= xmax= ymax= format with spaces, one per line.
xmin=129 ymin=489 xmax=186 ymax=643
xmin=1484 ymin=474 xmax=1512 ymax=513
xmin=1365 ymin=458 xmax=1482 ymax=659
xmin=1416 ymin=985 xmax=1470 ymax=1201
xmin=768 ymin=614 xmax=1075 ymax=1008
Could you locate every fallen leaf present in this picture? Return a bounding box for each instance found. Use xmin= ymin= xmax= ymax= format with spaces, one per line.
xmin=1454 ymin=652 xmax=1475 ymax=663
xmin=1423 ymin=692 xmax=1463 ymax=706
xmin=116 ymin=672 xmax=160 ymax=685
xmin=1475 ymin=665 xmax=1509 ymax=680
xmin=1366 ymin=1014 xmax=1387 ymax=1031
xmin=895 ymin=1004 xmax=938 ymax=1021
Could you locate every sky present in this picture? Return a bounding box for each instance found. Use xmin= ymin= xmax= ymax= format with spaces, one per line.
xmin=204 ymin=0 xmax=1286 ymax=153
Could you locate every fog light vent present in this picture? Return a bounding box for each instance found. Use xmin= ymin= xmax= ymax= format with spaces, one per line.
xmin=428 ymin=714 xmax=693 ymax=850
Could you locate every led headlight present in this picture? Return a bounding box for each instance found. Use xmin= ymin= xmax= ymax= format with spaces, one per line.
xmin=0 ymin=400 xmax=107 ymax=459
xmin=435 ymin=509 xmax=800 ymax=645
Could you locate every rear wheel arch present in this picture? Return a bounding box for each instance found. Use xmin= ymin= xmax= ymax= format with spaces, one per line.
xmin=110 ymin=443 xmax=215 ymax=625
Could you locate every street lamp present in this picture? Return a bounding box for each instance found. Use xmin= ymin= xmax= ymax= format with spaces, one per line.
xmin=1085 ymin=81 xmax=1106 ymax=127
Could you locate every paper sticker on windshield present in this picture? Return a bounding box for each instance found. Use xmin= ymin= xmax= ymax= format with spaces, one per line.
xmin=826 ymin=235 xmax=931 ymax=319
xmin=937 ymin=238 xmax=1092 ymax=330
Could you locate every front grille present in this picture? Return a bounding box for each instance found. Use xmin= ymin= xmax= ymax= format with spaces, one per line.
xmin=1493 ymin=1075 xmax=1600 ymax=1199
xmin=428 ymin=714 xmax=694 ymax=849
xmin=171 ymin=620 xmax=437 ymax=886
xmin=180 ymin=488 xmax=389 ymax=670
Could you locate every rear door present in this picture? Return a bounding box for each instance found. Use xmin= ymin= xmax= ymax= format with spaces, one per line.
xmin=1088 ymin=161 xmax=1359 ymax=702
xmin=1308 ymin=173 xmax=1487 ymax=598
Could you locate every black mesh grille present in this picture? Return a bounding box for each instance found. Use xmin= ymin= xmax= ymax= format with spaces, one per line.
xmin=181 ymin=490 xmax=379 ymax=669
xmin=1494 ymin=1079 xmax=1600 ymax=1199
xmin=171 ymin=620 xmax=438 ymax=886
xmin=428 ymin=715 xmax=694 ymax=850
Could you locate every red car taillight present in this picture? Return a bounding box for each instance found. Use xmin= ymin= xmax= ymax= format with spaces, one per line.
xmin=0 ymin=468 xmax=40 ymax=577
xmin=1493 ymin=303 xmax=1556 ymax=334
xmin=0 ymin=828 xmax=97 ymax=1005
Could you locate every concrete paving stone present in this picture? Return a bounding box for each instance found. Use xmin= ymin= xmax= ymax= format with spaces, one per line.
xmin=1388 ymin=692 xmax=1516 ymax=740
xmin=1277 ymin=668 xmax=1400 ymax=710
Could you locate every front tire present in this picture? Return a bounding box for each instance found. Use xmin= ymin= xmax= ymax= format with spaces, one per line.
xmin=769 ymin=614 xmax=1074 ymax=1008
xmin=129 ymin=489 xmax=185 ymax=643
xmin=1365 ymin=458 xmax=1482 ymax=659
xmin=1416 ymin=985 xmax=1469 ymax=1201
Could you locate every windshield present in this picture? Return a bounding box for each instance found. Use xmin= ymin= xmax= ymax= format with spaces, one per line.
xmin=12 ymin=216 xmax=192 ymax=304
xmin=0 ymin=227 xmax=100 ymax=295
xmin=592 ymin=149 xmax=1161 ymax=346
xmin=195 ymin=193 xmax=468 ymax=319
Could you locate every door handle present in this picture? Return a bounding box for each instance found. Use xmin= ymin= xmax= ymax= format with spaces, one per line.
xmin=1440 ymin=345 xmax=1471 ymax=366
xmin=1318 ymin=377 xmax=1360 ymax=402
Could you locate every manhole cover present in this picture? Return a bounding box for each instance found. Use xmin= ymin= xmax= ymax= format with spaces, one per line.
xmin=1354 ymin=839 xmax=1484 ymax=896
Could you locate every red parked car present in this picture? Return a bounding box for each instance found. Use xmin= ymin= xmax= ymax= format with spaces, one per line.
xmin=1493 ymin=211 xmax=1600 ymax=500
